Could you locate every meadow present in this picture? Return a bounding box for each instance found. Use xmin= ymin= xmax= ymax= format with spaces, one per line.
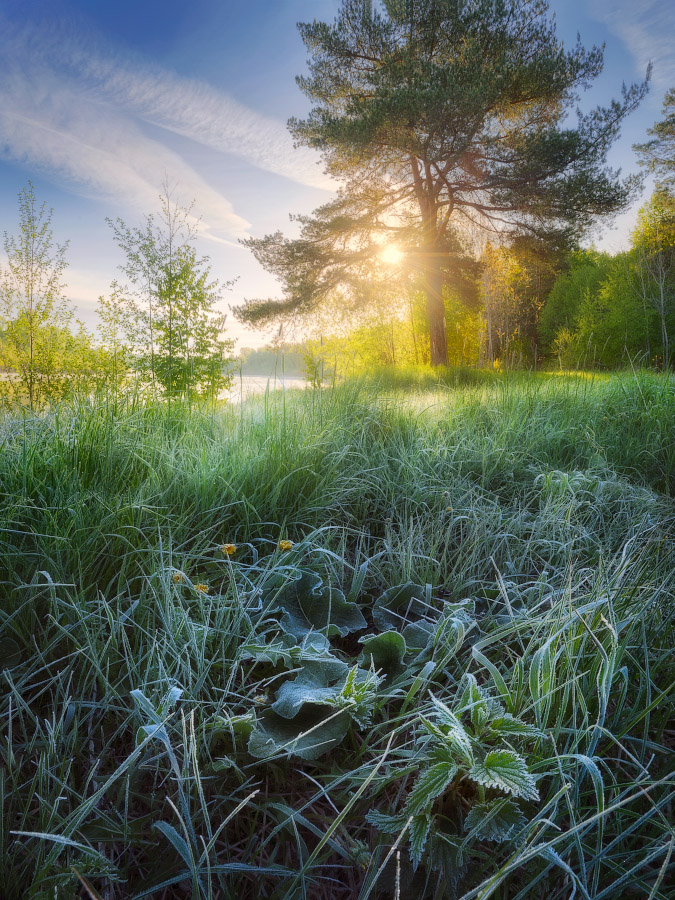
xmin=1 ymin=370 xmax=673 ymax=900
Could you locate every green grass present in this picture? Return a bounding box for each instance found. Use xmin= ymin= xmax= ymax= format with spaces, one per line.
xmin=1 ymin=370 xmax=673 ymax=899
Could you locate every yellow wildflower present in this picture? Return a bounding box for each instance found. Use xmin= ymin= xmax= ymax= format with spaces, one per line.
xmin=194 ymin=583 xmax=209 ymax=594
xmin=221 ymin=543 xmax=237 ymax=556
xmin=278 ymin=539 xmax=294 ymax=551
xmin=172 ymin=572 xmax=185 ymax=583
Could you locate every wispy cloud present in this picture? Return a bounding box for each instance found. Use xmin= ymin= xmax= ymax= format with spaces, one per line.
xmin=61 ymin=40 xmax=333 ymax=192
xmin=591 ymin=0 xmax=675 ymax=91
xmin=0 ymin=18 xmax=332 ymax=243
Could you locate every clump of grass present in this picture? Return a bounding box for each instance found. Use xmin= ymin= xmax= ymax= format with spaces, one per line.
xmin=1 ymin=372 xmax=673 ymax=899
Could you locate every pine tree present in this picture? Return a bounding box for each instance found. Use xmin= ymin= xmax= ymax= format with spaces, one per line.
xmin=237 ymin=0 xmax=648 ymax=365
xmin=635 ymin=87 xmax=675 ymax=191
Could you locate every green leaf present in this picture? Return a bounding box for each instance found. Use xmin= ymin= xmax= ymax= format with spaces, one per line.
xmin=240 ymin=642 xmax=296 ymax=666
xmin=372 ymin=582 xmax=433 ymax=631
xmin=458 ymin=673 xmax=504 ymax=731
xmin=358 ymin=630 xmax=406 ymax=676
xmin=487 ymin=715 xmax=544 ymax=739
xmin=409 ymin=814 xmax=431 ymax=870
xmin=153 ymin=821 xmax=192 ymax=868
xmin=429 ymin=695 xmax=474 ymax=764
xmin=365 ymin=809 xmax=409 ymax=834
xmin=271 ymin=667 xmax=341 ymax=719
xmin=248 ymin=707 xmax=350 ymax=760
xmin=402 ymin=620 xmax=436 ymax=652
xmin=265 ymin=570 xmax=366 ymax=639
xmin=469 ymin=750 xmax=539 ymax=801
xmin=463 ymin=799 xmax=527 ymax=842
xmin=406 ymin=761 xmax=458 ymax=815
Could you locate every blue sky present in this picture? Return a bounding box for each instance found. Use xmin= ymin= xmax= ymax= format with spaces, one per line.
xmin=0 ymin=0 xmax=673 ymax=348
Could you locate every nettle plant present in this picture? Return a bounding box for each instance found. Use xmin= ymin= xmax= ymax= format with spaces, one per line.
xmin=367 ymin=676 xmax=543 ymax=883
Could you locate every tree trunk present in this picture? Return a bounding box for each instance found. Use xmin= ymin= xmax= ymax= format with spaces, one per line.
xmin=425 ymin=253 xmax=448 ymax=367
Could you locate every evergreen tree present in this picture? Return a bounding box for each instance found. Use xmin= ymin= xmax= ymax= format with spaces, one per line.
xmin=237 ymin=0 xmax=648 ymax=365
xmin=635 ymin=87 xmax=675 ymax=191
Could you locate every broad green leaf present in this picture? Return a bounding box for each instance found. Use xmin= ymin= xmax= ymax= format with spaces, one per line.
xmin=406 ymin=761 xmax=458 ymax=815
xmin=463 ymin=798 xmax=527 ymax=842
xmin=469 ymin=750 xmax=539 ymax=801
xmin=402 ymin=620 xmax=436 ymax=652
xmin=265 ymin=570 xmax=366 ymax=639
xmin=248 ymin=707 xmax=350 ymax=760
xmin=358 ymin=630 xmax=406 ymax=676
xmin=272 ymin=667 xmax=341 ymax=719
xmin=372 ymin=582 xmax=433 ymax=631
xmin=240 ymin=642 xmax=296 ymax=666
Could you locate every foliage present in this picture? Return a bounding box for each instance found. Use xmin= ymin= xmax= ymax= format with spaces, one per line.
xmin=0 ymin=373 xmax=673 ymax=898
xmin=237 ymin=0 xmax=647 ymax=365
xmin=0 ymin=183 xmax=85 ymax=409
xmin=541 ymin=197 xmax=675 ymax=369
xmin=108 ymin=182 xmax=235 ymax=400
xmin=630 ymin=191 xmax=675 ymax=367
xmin=635 ymin=85 xmax=675 ymax=191
xmin=539 ymin=249 xmax=613 ymax=354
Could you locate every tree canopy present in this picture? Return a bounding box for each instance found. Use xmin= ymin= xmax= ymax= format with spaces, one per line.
xmin=236 ymin=0 xmax=648 ymax=365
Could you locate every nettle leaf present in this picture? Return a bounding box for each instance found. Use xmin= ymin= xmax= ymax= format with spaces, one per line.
xmin=358 ymin=630 xmax=406 ymax=676
xmin=458 ymin=673 xmax=504 ymax=731
xmin=265 ymin=570 xmax=366 ymax=639
xmin=409 ymin=814 xmax=432 ymax=871
xmin=469 ymin=750 xmax=539 ymax=801
xmin=463 ymin=799 xmax=527 ymax=843
xmin=429 ymin=696 xmax=474 ymax=764
xmin=429 ymin=833 xmax=467 ymax=894
xmin=248 ymin=706 xmax=350 ymax=760
xmin=488 ymin=715 xmax=544 ymax=739
xmin=372 ymin=582 xmax=434 ymax=631
xmin=365 ymin=809 xmax=409 ymax=835
xmin=406 ymin=761 xmax=458 ymax=815
xmin=334 ymin=666 xmax=381 ymax=728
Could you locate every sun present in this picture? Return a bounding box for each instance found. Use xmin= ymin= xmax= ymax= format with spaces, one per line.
xmin=379 ymin=244 xmax=404 ymax=266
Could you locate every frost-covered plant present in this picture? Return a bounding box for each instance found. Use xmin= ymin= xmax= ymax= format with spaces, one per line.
xmin=367 ymin=674 xmax=543 ymax=888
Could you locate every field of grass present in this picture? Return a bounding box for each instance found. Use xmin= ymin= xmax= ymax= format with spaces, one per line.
xmin=1 ymin=370 xmax=673 ymax=899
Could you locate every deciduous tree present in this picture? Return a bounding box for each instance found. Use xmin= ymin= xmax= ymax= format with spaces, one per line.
xmin=0 ymin=183 xmax=75 ymax=408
